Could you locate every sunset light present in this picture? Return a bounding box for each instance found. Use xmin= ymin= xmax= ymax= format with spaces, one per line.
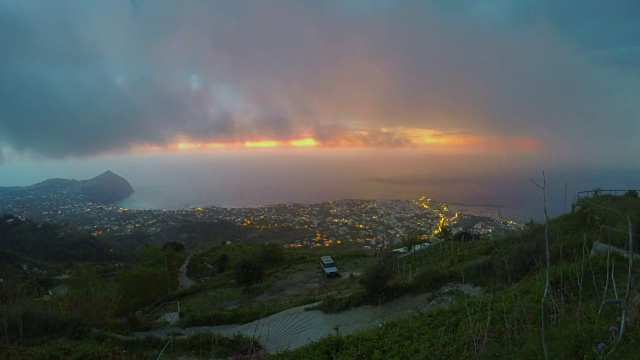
xmin=175 ymin=142 xmax=227 ymax=150
xmin=3 ymin=1 xmax=640 ymax=357
xmin=289 ymin=138 xmax=318 ymax=147
xmin=141 ymin=129 xmax=539 ymax=154
xmin=244 ymin=140 xmax=280 ymax=148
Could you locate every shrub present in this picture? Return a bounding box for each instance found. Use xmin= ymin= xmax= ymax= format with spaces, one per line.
xmin=314 ymin=291 xmax=367 ymax=313
xmin=162 ymin=241 xmax=186 ymax=253
xmin=453 ymin=230 xmax=481 ymax=242
xmin=234 ymin=259 xmax=264 ymax=288
xmin=253 ymin=243 xmax=285 ymax=267
xmin=359 ymin=252 xmax=395 ymax=299
xmin=401 ymin=232 xmax=421 ymax=252
xmin=215 ymin=253 xmax=230 ymax=273
xmin=10 ymin=310 xmax=90 ymax=344
xmin=411 ymin=268 xmax=455 ymax=293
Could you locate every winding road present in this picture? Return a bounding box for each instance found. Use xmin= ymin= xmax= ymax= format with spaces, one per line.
xmin=141 ymin=254 xmax=485 ymax=354
xmin=134 ymin=293 xmax=445 ymax=353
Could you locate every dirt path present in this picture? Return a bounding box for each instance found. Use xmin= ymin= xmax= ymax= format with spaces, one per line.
xmin=134 ymin=283 xmax=483 ymax=353
xmin=135 ymin=301 xmax=398 ymax=353
xmin=178 ymin=255 xmax=197 ymax=290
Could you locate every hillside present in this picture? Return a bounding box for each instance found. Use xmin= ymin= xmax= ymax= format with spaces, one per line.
xmin=275 ymin=192 xmax=640 ymax=359
xmin=0 ymin=214 xmax=136 ymax=271
xmin=0 ymin=170 xmax=134 ymax=204
xmin=80 ymin=170 xmax=135 ymax=203
xmin=1 ymin=192 xmax=639 ymax=359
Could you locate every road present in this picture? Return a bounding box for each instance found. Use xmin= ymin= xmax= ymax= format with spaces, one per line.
xmin=134 ymin=291 xmax=467 ymax=353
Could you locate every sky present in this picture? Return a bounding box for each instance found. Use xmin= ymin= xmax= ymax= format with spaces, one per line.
xmin=1 ymin=0 xmax=639 ymax=189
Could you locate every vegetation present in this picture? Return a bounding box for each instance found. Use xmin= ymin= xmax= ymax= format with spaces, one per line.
xmin=235 ymin=259 xmax=265 ymax=289
xmin=275 ymin=194 xmax=640 ymax=359
xmin=0 ymin=237 xmax=187 ymax=351
xmin=0 ymin=331 xmax=259 ymax=359
xmin=400 ymin=231 xmax=422 ymax=252
xmin=2 ymin=193 xmax=640 ymax=359
xmin=114 ymin=243 xmax=185 ymax=315
xmin=179 ymin=245 xmax=370 ymax=327
xmin=0 ymin=214 xmax=135 ymax=265
xmin=359 ymin=252 xmax=396 ymax=301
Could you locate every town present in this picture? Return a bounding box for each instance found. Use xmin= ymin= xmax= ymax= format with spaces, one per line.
xmin=0 ymin=188 xmax=524 ymax=251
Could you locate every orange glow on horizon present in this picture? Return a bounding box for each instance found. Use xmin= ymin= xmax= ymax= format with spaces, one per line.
xmin=176 ymin=142 xmax=227 ymax=150
xmin=244 ymin=140 xmax=280 ymax=148
xmin=130 ymin=128 xmax=539 ymax=153
xmin=130 ymin=144 xmax=165 ymax=152
xmin=289 ymin=138 xmax=318 ymax=147
xmin=421 ymin=135 xmax=477 ymax=145
xmin=170 ymin=138 xmax=319 ymax=150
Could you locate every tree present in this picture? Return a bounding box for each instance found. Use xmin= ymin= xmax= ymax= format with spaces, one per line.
xmin=115 ymin=244 xmax=175 ymax=314
xmin=439 ymin=226 xmax=453 ymax=241
xmin=116 ymin=265 xmax=169 ymax=314
xmin=253 ymin=243 xmax=284 ymax=267
xmin=401 ymin=232 xmax=421 ymax=252
xmin=234 ymin=259 xmax=264 ymax=289
xmin=163 ymin=241 xmax=186 ymax=253
xmin=66 ymin=267 xmax=121 ymax=325
xmin=453 ymin=231 xmax=480 ymax=242
xmin=360 ymin=252 xmax=395 ymax=299
xmin=214 ymin=253 xmax=229 ymax=273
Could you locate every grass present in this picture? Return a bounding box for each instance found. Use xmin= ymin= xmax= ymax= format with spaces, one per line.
xmin=273 ymin=195 xmax=640 ymax=359
xmin=1 ymin=331 xmax=260 ymax=360
xmin=177 ymin=246 xmax=375 ymax=326
xmin=7 ymin=194 xmax=639 ymax=359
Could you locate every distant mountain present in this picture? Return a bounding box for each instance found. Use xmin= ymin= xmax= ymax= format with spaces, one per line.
xmin=82 ymin=170 xmax=135 ymax=203
xmin=0 ymin=170 xmax=134 ymax=204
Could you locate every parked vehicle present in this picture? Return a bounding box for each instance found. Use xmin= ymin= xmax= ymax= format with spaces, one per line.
xmin=320 ymin=255 xmax=339 ymax=277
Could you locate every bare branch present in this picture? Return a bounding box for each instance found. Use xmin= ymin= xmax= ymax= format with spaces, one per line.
xmin=529 ymin=177 xmax=543 ymax=190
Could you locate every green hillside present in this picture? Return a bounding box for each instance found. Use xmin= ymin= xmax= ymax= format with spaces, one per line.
xmin=275 ymin=192 xmax=640 ymax=359
xmin=1 ymin=192 xmax=639 ymax=359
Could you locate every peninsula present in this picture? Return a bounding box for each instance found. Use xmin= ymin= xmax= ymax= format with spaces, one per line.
xmin=0 ymin=170 xmax=134 ymax=214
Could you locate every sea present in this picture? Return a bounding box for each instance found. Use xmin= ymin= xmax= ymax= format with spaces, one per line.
xmin=3 ymin=149 xmax=639 ymax=223
xmin=114 ymin=171 xmax=637 ymax=223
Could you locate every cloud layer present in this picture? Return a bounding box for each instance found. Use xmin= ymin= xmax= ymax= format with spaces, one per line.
xmin=0 ymin=0 xmax=638 ymax=165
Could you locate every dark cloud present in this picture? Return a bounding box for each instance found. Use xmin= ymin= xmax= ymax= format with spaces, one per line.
xmin=0 ymin=0 xmax=638 ymax=166
xmin=590 ymin=47 xmax=640 ymax=67
xmin=528 ymin=0 xmax=640 ymax=50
